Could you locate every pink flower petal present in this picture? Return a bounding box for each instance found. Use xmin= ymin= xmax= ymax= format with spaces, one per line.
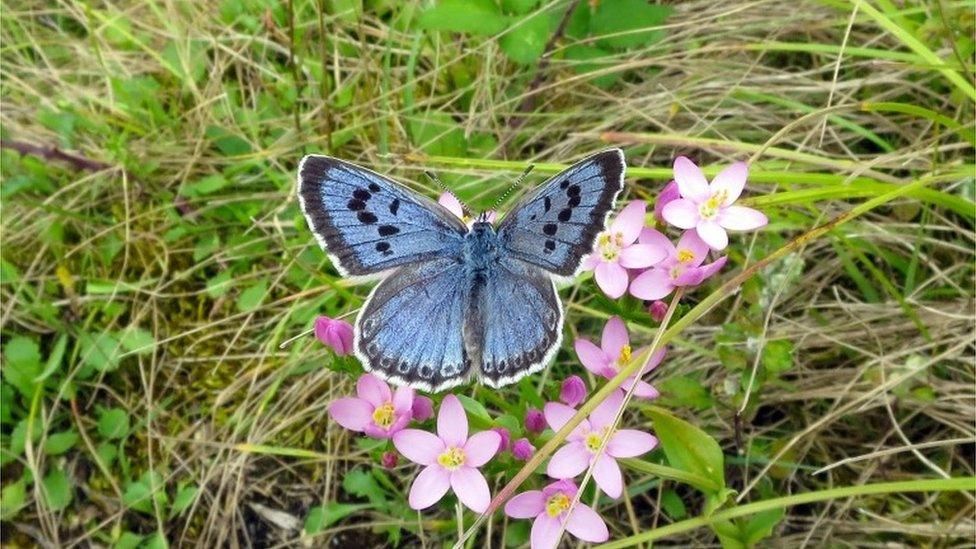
xmin=696 ymin=219 xmax=729 ymax=250
xmin=710 ymin=161 xmax=747 ymax=205
xmin=717 ymin=205 xmax=768 ymax=231
xmin=625 ymin=377 xmax=660 ymax=399
xmin=463 ymin=430 xmax=501 ymax=467
xmin=408 ymin=465 xmax=451 ymax=510
xmin=594 ymin=261 xmax=629 ymax=299
xmin=392 ymin=385 xmax=414 ymax=414
xmin=601 ymin=316 xmax=629 ymax=360
xmin=544 ymin=402 xmax=589 ymax=439
xmin=450 ymin=467 xmax=491 ymax=513
xmin=438 ymin=192 xmax=465 ymax=219
xmin=531 ymin=514 xmax=561 ymax=549
xmin=698 ymin=256 xmax=728 ymax=281
xmin=547 ymin=442 xmax=590 ymax=479
xmin=328 ymin=398 xmax=373 ymax=432
xmin=589 ymin=390 xmax=624 ymax=431
xmin=609 ymin=200 xmax=647 ymax=244
xmin=619 ymin=243 xmax=666 ymax=269
xmin=662 ymin=199 xmax=700 ymax=229
xmin=607 ymin=429 xmax=658 ymax=458
xmin=356 ymin=374 xmax=391 ymax=408
xmin=574 ymin=339 xmax=609 ymax=376
xmin=393 ymin=429 xmax=445 ymax=465
xmin=629 ymin=267 xmax=674 ymax=300
xmin=438 ymin=394 xmax=468 ymax=447
xmin=676 ymin=230 xmax=710 ymax=267
xmin=565 ymin=503 xmax=610 ymax=543
xmin=674 ymin=266 xmax=706 ymax=287
xmin=335 ymin=322 xmax=354 ymax=355
xmin=638 ymin=228 xmax=676 ymax=262
xmin=505 ymin=490 xmax=546 ymax=519
xmin=580 ymin=253 xmax=600 ymax=271
xmin=592 ymin=453 xmax=623 ymax=498
xmin=654 ymin=181 xmax=680 ymax=223
xmin=673 ymin=157 xmax=710 ymax=201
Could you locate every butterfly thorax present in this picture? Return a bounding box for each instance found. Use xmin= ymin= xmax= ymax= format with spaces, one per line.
xmin=463 ymin=221 xmax=503 ymax=274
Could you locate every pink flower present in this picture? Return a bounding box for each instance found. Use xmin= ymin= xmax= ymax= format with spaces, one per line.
xmin=654 ymin=181 xmax=680 ymax=224
xmin=629 ymin=229 xmax=727 ymax=300
xmin=525 ymin=408 xmax=546 ymax=433
xmin=559 ymin=376 xmax=587 ymax=407
xmin=492 ymin=427 xmax=511 ymax=452
xmin=505 ymin=479 xmax=609 ymax=549
xmin=661 ymin=157 xmax=768 ymax=250
xmin=649 ymin=300 xmax=668 ymax=322
xmin=512 ymin=438 xmax=535 ymax=460
xmin=393 ymin=395 xmax=500 ymax=512
xmin=328 ymin=374 xmax=414 ymax=439
xmin=412 ymin=396 xmax=434 ymax=422
xmin=381 ymin=451 xmax=398 ymax=469
xmin=545 ymin=391 xmax=657 ymax=498
xmin=314 ymin=316 xmax=354 ymax=355
xmin=581 ymin=201 xmax=667 ymax=298
xmin=573 ymin=316 xmax=664 ymax=400
xmin=438 ymin=192 xmax=496 ymax=226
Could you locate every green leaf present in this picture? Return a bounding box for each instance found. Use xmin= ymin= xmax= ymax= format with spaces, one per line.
xmin=743 ymin=507 xmax=785 ymax=545
xmin=456 ymin=394 xmax=492 ymax=423
xmin=658 ymin=376 xmax=713 ymax=410
xmin=34 ymin=334 xmax=68 ymax=383
xmin=236 ymin=279 xmax=268 ymax=312
xmin=563 ymin=44 xmax=621 ymax=88
xmin=418 ymin=0 xmax=507 ymax=36
xmin=170 ymin=484 xmax=198 ymax=517
xmin=123 ymin=471 xmax=168 ymax=515
xmin=120 ymin=328 xmax=156 ymax=355
xmin=42 ymin=469 xmax=73 ymax=511
xmin=590 ymin=0 xmax=671 ymax=50
xmin=98 ymin=407 xmax=131 ymax=440
xmin=660 ymin=489 xmax=687 ymax=519
xmin=182 ymin=174 xmax=228 ymax=197
xmin=304 ymin=502 xmax=371 ymax=535
xmin=408 ymin=112 xmax=467 ymax=157
xmin=113 ymin=532 xmax=144 ymax=549
xmin=4 ymin=336 xmax=41 ymax=398
xmin=0 ymin=479 xmax=27 ymax=520
xmin=648 ymin=407 xmax=725 ymax=494
xmin=44 ymin=430 xmax=79 ymax=455
xmin=142 ymin=532 xmax=168 ymax=549
xmin=79 ymin=332 xmax=123 ymax=372
xmin=342 ymin=468 xmax=387 ymax=506
xmin=205 ymin=125 xmax=252 ymax=156
xmin=500 ymin=12 xmax=550 ymax=64
xmin=761 ymin=340 xmax=794 ymax=374
xmin=502 ymin=0 xmax=538 ymax=15
xmin=10 ymin=419 xmax=42 ymax=456
xmin=206 ymin=269 xmax=234 ymax=299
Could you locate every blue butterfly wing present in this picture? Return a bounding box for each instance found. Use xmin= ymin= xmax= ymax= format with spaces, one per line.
xmin=468 ymin=257 xmax=563 ymax=388
xmin=356 ymin=258 xmax=472 ymax=392
xmin=298 ymin=155 xmax=468 ymax=276
xmin=497 ymin=149 xmax=625 ymax=276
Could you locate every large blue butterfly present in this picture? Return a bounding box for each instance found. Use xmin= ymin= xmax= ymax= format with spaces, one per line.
xmin=298 ymin=150 xmax=625 ymax=392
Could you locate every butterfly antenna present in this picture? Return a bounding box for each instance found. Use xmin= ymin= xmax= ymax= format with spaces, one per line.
xmin=425 ymin=170 xmax=473 ymax=218
xmin=492 ymin=163 xmax=535 ymax=210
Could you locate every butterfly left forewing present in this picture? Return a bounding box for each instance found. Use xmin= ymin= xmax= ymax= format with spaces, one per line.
xmin=497 ymin=149 xmax=625 ymax=276
xmin=468 ymin=257 xmax=563 ymax=388
xmin=298 ymin=155 xmax=468 ymax=277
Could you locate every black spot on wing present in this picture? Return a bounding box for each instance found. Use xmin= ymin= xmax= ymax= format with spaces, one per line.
xmin=368 ymin=182 xmax=381 ymax=192
xmin=557 ymin=208 xmax=572 ymax=222
xmin=567 ymin=184 xmax=581 ymax=196
xmin=378 ymin=224 xmax=400 ymax=236
xmin=348 ymin=199 xmax=366 ymax=211
xmin=544 ymin=240 xmax=555 ymax=253
xmin=358 ymin=211 xmax=378 ymax=224
xmin=353 ymin=188 xmax=371 ymax=201
xmin=543 ymin=196 xmax=551 ymax=211
xmin=375 ymin=241 xmax=393 ymax=256
xmin=543 ymin=223 xmax=557 ymax=236
xmin=389 ymin=199 xmax=400 ymax=215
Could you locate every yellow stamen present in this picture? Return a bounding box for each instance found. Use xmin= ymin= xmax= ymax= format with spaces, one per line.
xmin=437 ymin=446 xmax=466 ymax=470
xmin=372 ymin=403 xmax=396 ymax=429
xmin=618 ymin=345 xmax=632 ymax=365
xmin=585 ymin=430 xmax=605 ymax=453
xmin=545 ymin=493 xmax=571 ymax=517
xmin=677 ymin=249 xmax=695 ymax=263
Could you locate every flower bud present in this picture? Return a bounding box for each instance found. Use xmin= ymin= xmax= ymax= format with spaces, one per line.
xmin=512 ymin=438 xmax=535 ymax=460
xmin=649 ymin=300 xmax=668 ymax=322
xmin=314 ymin=316 xmax=354 ymax=355
xmin=381 ymin=451 xmax=398 ymax=469
xmin=654 ymin=181 xmax=680 ymax=224
xmin=411 ymin=396 xmax=434 ymax=422
xmin=491 ymin=427 xmax=511 ymax=452
xmin=524 ymin=408 xmax=545 ymax=433
xmin=559 ymin=376 xmax=587 ymax=407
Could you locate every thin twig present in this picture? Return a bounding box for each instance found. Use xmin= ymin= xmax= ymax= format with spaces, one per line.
xmin=1 ymin=138 xmax=112 ymax=172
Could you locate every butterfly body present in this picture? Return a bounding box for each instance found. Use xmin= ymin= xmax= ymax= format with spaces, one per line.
xmin=298 ymin=149 xmax=625 ymax=392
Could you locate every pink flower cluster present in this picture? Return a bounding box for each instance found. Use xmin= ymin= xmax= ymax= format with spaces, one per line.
xmin=582 ymin=157 xmax=767 ymax=299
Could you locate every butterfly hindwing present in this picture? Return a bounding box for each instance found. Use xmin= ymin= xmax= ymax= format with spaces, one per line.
xmin=298 ymin=155 xmax=468 ymax=276
xmin=356 ymin=258 xmax=472 ymax=392
xmin=468 ymin=257 xmax=563 ymax=388
xmin=497 ymin=149 xmax=625 ymax=276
